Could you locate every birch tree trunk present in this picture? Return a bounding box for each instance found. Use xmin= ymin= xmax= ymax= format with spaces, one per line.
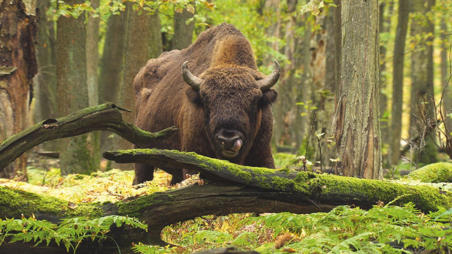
xmin=0 ymin=0 xmax=37 ymax=180
xmin=334 ymin=0 xmax=382 ymax=178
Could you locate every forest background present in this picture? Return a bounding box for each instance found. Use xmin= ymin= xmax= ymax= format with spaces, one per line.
xmin=0 ymin=0 xmax=451 ymax=253
xmin=2 ymin=0 xmax=449 ymax=179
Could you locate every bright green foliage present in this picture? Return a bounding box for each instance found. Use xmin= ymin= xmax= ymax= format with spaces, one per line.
xmin=0 ymin=215 xmax=147 ymax=253
xmin=194 ymin=230 xmax=233 ymax=245
xmin=230 ymin=231 xmax=258 ymax=247
xmin=406 ymin=162 xmax=452 ymax=183
xmin=132 ymin=242 xmax=179 ymax=254
xmin=145 ymin=205 xmax=452 ymax=253
xmin=273 ymin=153 xmax=297 ymax=168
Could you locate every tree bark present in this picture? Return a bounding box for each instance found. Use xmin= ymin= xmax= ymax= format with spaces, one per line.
xmin=86 ymin=0 xmax=100 ymax=108
xmin=148 ymin=12 xmax=163 ymax=58
xmin=303 ymin=6 xmax=339 ymax=169
xmin=99 ymin=12 xmax=126 ymax=106
xmin=334 ymin=0 xmax=382 ymax=178
xmin=86 ymin=0 xmax=101 ymax=168
xmin=389 ymin=0 xmax=409 ymax=166
xmin=409 ymin=0 xmax=437 ymax=164
xmin=378 ymin=0 xmax=393 ymax=159
xmin=171 ymin=3 xmax=195 ymax=50
xmin=116 ymin=4 xmax=161 ymax=154
xmin=56 ymin=0 xmax=98 ymax=174
xmin=440 ymin=16 xmax=452 ymax=157
xmin=0 ymin=0 xmax=37 ymax=180
xmin=34 ymin=0 xmax=57 ymax=127
xmin=98 ymin=11 xmax=126 ymax=154
xmin=0 ymin=103 xmax=177 ymax=171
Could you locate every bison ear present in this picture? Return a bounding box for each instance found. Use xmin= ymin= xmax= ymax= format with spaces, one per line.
xmin=186 ymin=88 xmax=202 ymax=106
xmin=259 ymin=89 xmax=278 ymax=106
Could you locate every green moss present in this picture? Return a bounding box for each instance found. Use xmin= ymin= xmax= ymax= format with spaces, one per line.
xmin=406 ymin=162 xmax=452 ymax=183
xmin=0 ymin=186 xmax=102 ymax=219
xmin=308 ymin=174 xmax=451 ymax=211
xmin=273 ymin=153 xmax=297 ymax=168
xmin=116 ymin=191 xmax=171 ymax=217
xmin=111 ymin=149 xmax=451 ymax=212
xmin=0 ymin=186 xmax=67 ymax=218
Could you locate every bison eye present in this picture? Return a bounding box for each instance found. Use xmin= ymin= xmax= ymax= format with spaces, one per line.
xmin=259 ymin=89 xmax=278 ymax=106
xmin=185 ymin=88 xmax=202 ymax=106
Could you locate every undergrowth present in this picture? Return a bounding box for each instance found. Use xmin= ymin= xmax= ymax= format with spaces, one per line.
xmin=142 ymin=204 xmax=452 ymax=254
xmin=0 ymin=215 xmax=147 ymax=253
xmin=0 ymin=164 xmax=450 ymax=253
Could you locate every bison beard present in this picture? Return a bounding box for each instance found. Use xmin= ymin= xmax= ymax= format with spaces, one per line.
xmin=133 ymin=23 xmax=279 ymax=184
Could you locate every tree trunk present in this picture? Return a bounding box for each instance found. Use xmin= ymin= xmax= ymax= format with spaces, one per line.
xmin=86 ymin=0 xmax=101 ymax=167
xmin=34 ymin=0 xmax=57 ymax=124
xmin=334 ymin=0 xmax=381 ymax=178
xmin=86 ymin=0 xmax=99 ymax=108
xmin=171 ymin=4 xmax=195 ymax=50
xmin=148 ymin=12 xmax=163 ymax=58
xmin=408 ymin=0 xmax=437 ymax=164
xmin=304 ymin=6 xmax=339 ymax=169
xmin=440 ymin=16 xmax=452 ymax=152
xmin=0 ymin=0 xmax=37 ymax=180
xmin=34 ymin=0 xmax=58 ymax=151
xmin=99 ymin=12 xmax=126 ymax=106
xmin=116 ymin=5 xmax=162 ymax=158
xmin=389 ymin=0 xmax=409 ymax=166
xmin=56 ymin=0 xmax=98 ymax=174
xmin=286 ymin=0 xmax=306 ymax=152
xmin=378 ymin=0 xmax=393 ymax=161
xmin=98 ymin=12 xmax=126 ymax=153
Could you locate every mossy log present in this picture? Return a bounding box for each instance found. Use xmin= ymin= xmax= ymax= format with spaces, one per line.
xmin=104 ymin=149 xmax=451 ymax=213
xmin=0 ymin=149 xmax=450 ymax=252
xmin=406 ymin=162 xmax=452 ymax=183
xmin=0 ymin=183 xmax=330 ymax=253
xmin=0 ymin=103 xmax=177 ymax=171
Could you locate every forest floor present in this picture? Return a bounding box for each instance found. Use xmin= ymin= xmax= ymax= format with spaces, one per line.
xmin=0 ymin=153 xmax=450 ymax=253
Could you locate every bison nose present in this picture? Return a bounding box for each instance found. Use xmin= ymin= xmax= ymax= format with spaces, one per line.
xmin=216 ymin=130 xmax=243 ymax=156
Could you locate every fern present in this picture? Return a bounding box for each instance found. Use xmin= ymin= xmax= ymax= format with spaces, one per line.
xmin=0 ymin=215 xmax=147 ymax=253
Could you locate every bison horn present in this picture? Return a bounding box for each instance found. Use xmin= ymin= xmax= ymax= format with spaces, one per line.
xmin=182 ymin=61 xmax=203 ymax=91
xmin=257 ymin=60 xmax=280 ymax=92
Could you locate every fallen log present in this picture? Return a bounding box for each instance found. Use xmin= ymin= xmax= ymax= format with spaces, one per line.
xmin=0 ymin=183 xmax=331 ymax=253
xmin=0 ymin=148 xmax=450 ymax=252
xmin=104 ymin=149 xmax=451 ymax=213
xmin=0 ymin=103 xmax=177 ymax=171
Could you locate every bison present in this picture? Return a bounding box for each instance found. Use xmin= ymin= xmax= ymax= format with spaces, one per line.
xmin=133 ymin=23 xmax=279 ymax=184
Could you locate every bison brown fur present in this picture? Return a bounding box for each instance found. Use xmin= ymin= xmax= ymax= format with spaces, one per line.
xmin=133 ymin=23 xmax=279 ymax=184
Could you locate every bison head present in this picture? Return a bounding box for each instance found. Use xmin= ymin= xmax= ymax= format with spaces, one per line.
xmin=182 ymin=61 xmax=279 ymax=161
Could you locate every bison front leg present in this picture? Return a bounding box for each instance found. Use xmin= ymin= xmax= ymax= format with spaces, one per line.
xmin=133 ymin=163 xmax=156 ymax=184
xmin=134 ymin=163 xmax=185 ymax=185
